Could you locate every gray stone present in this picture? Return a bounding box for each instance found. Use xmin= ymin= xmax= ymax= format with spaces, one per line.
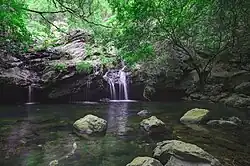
xmin=180 ymin=108 xmax=209 ymax=124
xmin=126 ymin=156 xmax=163 ymax=166
xmin=153 ymin=140 xmax=220 ymax=165
xmin=73 ymin=114 xmax=107 ymax=137
xmin=140 ymin=116 xmax=166 ymax=134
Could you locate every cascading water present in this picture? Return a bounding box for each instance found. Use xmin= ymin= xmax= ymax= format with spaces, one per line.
xmin=26 ymin=85 xmax=35 ymax=104
xmin=108 ymin=78 xmax=117 ymax=100
xmin=103 ymin=67 xmax=128 ymax=100
xmin=119 ymin=70 xmax=128 ymax=100
xmin=28 ymin=85 xmax=32 ymax=103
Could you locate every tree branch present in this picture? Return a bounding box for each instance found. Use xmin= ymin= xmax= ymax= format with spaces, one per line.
xmin=21 ymin=8 xmax=67 ymax=14
xmin=39 ymin=14 xmax=67 ymax=34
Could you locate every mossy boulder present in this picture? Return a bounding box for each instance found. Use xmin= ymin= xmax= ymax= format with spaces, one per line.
xmin=73 ymin=114 xmax=107 ymax=138
xmin=126 ymin=156 xmax=163 ymax=166
xmin=140 ymin=116 xmax=167 ymax=134
xmin=153 ymin=140 xmax=220 ymax=165
xmin=180 ymin=108 xmax=209 ymax=124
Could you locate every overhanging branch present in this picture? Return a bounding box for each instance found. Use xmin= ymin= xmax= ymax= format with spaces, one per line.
xmin=21 ymin=8 xmax=67 ymax=14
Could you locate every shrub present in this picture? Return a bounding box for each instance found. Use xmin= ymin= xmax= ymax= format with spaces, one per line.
xmin=76 ymin=61 xmax=92 ymax=73
xmin=53 ymin=63 xmax=67 ymax=72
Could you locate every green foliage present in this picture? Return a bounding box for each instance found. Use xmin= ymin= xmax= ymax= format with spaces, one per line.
xmin=108 ymin=0 xmax=250 ymax=63
xmin=1 ymin=0 xmax=31 ymax=52
xmin=122 ymin=43 xmax=155 ymax=65
xmin=76 ymin=61 xmax=92 ymax=73
xmin=53 ymin=63 xmax=67 ymax=72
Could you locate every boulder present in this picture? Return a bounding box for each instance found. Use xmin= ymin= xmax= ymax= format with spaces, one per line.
xmin=137 ymin=110 xmax=150 ymax=117
xmin=140 ymin=116 xmax=167 ymax=134
xmin=73 ymin=114 xmax=107 ymax=137
xmin=221 ymin=93 xmax=250 ymax=108
xmin=126 ymin=157 xmax=163 ymax=166
xmin=234 ymin=82 xmax=250 ymax=95
xmin=180 ymin=108 xmax=209 ymax=124
xmin=153 ymin=140 xmax=220 ymax=165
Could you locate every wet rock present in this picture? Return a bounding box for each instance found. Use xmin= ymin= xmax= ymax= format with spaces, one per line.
xmin=137 ymin=110 xmax=150 ymax=117
xmin=100 ymin=98 xmax=110 ymax=102
xmin=73 ymin=114 xmax=107 ymax=137
xmin=140 ymin=116 xmax=167 ymax=134
xmin=126 ymin=156 xmax=163 ymax=166
xmin=180 ymin=108 xmax=209 ymax=124
xmin=228 ymin=116 xmax=242 ymax=124
xmin=153 ymin=140 xmax=220 ymax=165
xmin=234 ymin=82 xmax=250 ymax=95
xmin=207 ymin=116 xmax=242 ymax=127
xmin=49 ymin=160 xmax=58 ymax=166
xmin=207 ymin=120 xmax=238 ymax=126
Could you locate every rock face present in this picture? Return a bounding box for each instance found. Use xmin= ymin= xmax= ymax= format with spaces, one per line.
xmin=234 ymin=82 xmax=250 ymax=95
xmin=221 ymin=93 xmax=250 ymax=108
xmin=140 ymin=116 xmax=167 ymax=134
xmin=153 ymin=140 xmax=220 ymax=165
xmin=73 ymin=114 xmax=107 ymax=137
xmin=0 ymin=30 xmax=111 ymax=103
xmin=126 ymin=157 xmax=163 ymax=166
xmin=180 ymin=108 xmax=209 ymax=124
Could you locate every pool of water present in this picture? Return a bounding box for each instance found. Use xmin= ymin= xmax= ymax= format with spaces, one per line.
xmin=0 ymin=101 xmax=249 ymax=166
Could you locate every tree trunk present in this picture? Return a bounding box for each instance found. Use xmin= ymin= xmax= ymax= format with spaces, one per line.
xmin=197 ymin=70 xmax=208 ymax=91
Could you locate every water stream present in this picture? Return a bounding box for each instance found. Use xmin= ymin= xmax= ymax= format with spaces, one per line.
xmin=103 ymin=67 xmax=129 ymax=100
xmin=26 ymin=85 xmax=33 ymax=104
xmin=0 ymin=102 xmax=249 ymax=166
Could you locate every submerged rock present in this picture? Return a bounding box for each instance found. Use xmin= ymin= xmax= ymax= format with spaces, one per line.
xmin=228 ymin=116 xmax=242 ymax=124
xmin=153 ymin=140 xmax=220 ymax=165
xmin=73 ymin=114 xmax=107 ymax=137
xmin=137 ymin=110 xmax=150 ymax=117
xmin=207 ymin=116 xmax=242 ymax=127
xmin=140 ymin=116 xmax=167 ymax=134
xmin=126 ymin=156 xmax=163 ymax=166
xmin=180 ymin=108 xmax=209 ymax=124
xmin=207 ymin=120 xmax=237 ymax=126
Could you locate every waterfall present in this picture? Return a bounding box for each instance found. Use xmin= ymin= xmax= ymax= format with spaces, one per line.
xmin=108 ymin=78 xmax=117 ymax=100
xmin=103 ymin=67 xmax=129 ymax=100
xmin=119 ymin=70 xmax=128 ymax=100
xmin=28 ymin=85 xmax=32 ymax=103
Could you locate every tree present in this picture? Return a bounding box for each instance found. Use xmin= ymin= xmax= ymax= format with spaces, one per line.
xmin=108 ymin=0 xmax=250 ymax=90
xmin=1 ymin=0 xmax=31 ymax=52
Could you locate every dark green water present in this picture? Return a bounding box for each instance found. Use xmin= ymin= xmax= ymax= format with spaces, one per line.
xmin=0 ymin=101 xmax=249 ymax=166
